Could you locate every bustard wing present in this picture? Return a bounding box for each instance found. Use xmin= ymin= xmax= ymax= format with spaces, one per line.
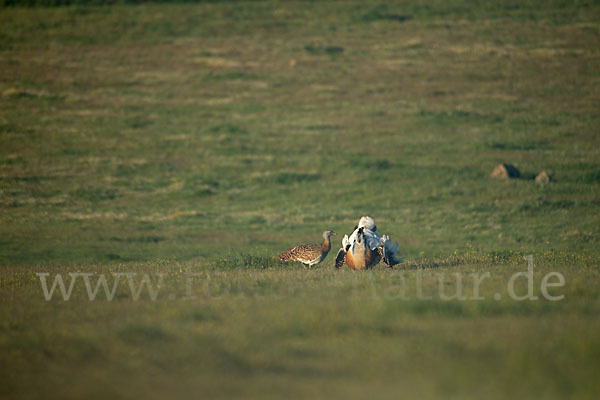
xmin=380 ymin=235 xmax=403 ymax=267
xmin=335 ymin=248 xmax=346 ymax=269
xmin=335 ymin=234 xmax=353 ymax=269
xmin=279 ymin=243 xmax=322 ymax=262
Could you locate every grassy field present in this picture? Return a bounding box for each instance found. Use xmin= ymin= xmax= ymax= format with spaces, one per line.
xmin=1 ymin=0 xmax=600 ymax=398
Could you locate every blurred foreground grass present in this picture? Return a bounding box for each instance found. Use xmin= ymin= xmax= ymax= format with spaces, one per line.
xmin=1 ymin=250 xmax=599 ymax=399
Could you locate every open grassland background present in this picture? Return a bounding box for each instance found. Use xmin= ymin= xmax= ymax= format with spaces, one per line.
xmin=1 ymin=0 xmax=599 ymax=264
xmin=1 ymin=0 xmax=600 ymax=399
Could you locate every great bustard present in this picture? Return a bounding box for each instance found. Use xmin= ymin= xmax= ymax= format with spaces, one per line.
xmin=335 ymin=216 xmax=403 ymax=270
xmin=279 ymin=230 xmax=337 ymax=267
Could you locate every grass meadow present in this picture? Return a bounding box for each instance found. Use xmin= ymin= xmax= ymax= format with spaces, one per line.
xmin=1 ymin=0 xmax=599 ymax=398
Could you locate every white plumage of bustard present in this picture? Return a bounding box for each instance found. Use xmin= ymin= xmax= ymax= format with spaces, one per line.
xmin=279 ymin=230 xmax=337 ymax=268
xmin=335 ymin=216 xmax=403 ymax=270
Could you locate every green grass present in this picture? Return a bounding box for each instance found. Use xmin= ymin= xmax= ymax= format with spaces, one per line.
xmin=1 ymin=1 xmax=600 ymax=398
xmin=1 ymin=251 xmax=600 ymax=399
xmin=1 ymin=0 xmax=599 ymax=264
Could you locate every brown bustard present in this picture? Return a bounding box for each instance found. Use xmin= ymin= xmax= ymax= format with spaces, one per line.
xmin=279 ymin=230 xmax=336 ymax=267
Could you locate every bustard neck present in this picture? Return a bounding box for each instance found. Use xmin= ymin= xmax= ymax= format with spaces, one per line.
xmin=322 ymin=235 xmax=331 ymax=252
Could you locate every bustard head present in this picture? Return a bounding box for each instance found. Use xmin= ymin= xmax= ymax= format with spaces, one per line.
xmin=323 ymin=230 xmax=337 ymax=240
xmin=358 ymin=216 xmax=376 ymax=231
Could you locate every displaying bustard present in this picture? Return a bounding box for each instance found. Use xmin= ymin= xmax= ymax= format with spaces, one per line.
xmin=335 ymin=216 xmax=403 ymax=270
xmin=279 ymin=230 xmax=337 ymax=267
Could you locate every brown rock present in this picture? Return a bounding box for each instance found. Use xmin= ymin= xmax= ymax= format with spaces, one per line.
xmin=491 ymin=163 xmax=520 ymax=179
xmin=535 ymin=171 xmax=551 ymax=184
